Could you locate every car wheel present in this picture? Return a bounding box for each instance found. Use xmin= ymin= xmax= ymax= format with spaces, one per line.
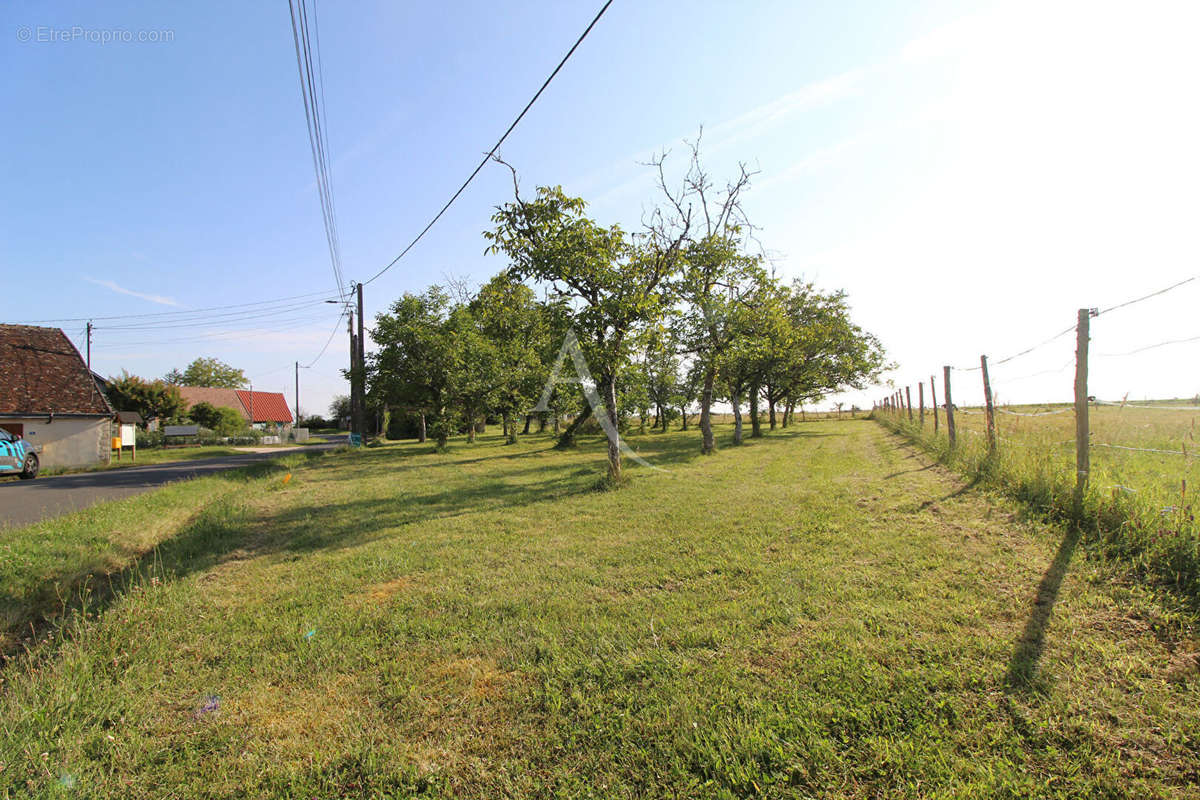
xmin=18 ymin=453 xmax=38 ymax=479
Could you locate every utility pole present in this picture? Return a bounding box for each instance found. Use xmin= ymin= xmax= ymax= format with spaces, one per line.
xmin=356 ymin=282 xmax=365 ymax=438
xmin=295 ymin=361 xmax=300 ymax=426
xmin=348 ymin=311 xmax=358 ymax=436
xmin=86 ymin=321 xmax=93 ymax=372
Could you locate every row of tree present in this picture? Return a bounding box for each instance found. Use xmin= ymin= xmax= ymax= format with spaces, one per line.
xmin=366 ymin=143 xmax=887 ymax=480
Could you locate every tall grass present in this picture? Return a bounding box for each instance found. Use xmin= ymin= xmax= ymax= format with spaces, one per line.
xmin=876 ymin=403 xmax=1200 ymax=607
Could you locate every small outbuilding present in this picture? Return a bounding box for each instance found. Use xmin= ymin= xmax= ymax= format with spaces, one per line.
xmin=0 ymin=324 xmax=114 ymax=469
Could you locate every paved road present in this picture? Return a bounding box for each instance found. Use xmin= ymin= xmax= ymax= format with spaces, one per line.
xmin=0 ymin=442 xmax=339 ymax=529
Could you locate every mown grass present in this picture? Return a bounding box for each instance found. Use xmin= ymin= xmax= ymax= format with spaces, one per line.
xmin=878 ymin=402 xmax=1200 ymax=608
xmin=1 ymin=422 xmax=1198 ymax=798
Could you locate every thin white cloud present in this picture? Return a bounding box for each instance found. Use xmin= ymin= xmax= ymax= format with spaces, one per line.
xmin=84 ymin=277 xmax=179 ymax=307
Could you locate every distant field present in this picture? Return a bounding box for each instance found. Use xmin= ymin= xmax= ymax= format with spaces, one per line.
xmin=2 ymin=423 xmax=1198 ymax=797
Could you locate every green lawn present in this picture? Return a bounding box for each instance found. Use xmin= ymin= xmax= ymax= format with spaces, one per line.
xmin=1 ymin=422 xmax=1197 ymax=798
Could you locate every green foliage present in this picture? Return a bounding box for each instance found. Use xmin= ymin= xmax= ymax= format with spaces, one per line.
xmin=188 ymin=402 xmax=246 ymax=436
xmin=105 ymin=372 xmax=185 ymax=423
xmin=173 ymin=357 xmax=248 ymax=389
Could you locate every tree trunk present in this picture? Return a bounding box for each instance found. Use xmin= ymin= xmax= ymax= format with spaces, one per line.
xmin=769 ymin=399 xmax=777 ymax=430
xmin=503 ymin=411 xmax=517 ymax=445
xmin=553 ymin=415 xmax=560 ymax=435
xmin=750 ymin=385 xmax=762 ymax=438
xmin=537 ymin=413 xmax=547 ymax=433
xmin=557 ymin=404 xmax=592 ymax=448
xmin=466 ymin=406 xmax=476 ymax=443
xmin=603 ymin=376 xmax=621 ymax=482
xmin=700 ymin=366 xmax=716 ymax=454
xmin=680 ymin=406 xmax=689 ymax=431
xmin=418 ymin=412 xmax=427 ymax=443
xmin=522 ymin=414 xmax=532 ymax=435
xmin=732 ymin=393 xmax=744 ymax=446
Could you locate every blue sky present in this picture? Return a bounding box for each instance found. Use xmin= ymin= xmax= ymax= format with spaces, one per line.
xmin=4 ymin=1 xmax=1199 ymax=415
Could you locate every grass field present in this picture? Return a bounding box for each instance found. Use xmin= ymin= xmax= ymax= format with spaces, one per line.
xmin=1 ymin=422 xmax=1198 ymax=797
xmin=880 ymin=400 xmax=1200 ymax=606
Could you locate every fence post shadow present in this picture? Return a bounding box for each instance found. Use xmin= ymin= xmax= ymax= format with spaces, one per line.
xmin=1005 ymin=525 xmax=1081 ymax=691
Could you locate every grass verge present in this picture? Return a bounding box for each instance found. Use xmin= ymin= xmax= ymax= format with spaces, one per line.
xmin=875 ymin=409 xmax=1200 ymax=611
xmin=1 ymin=423 xmax=1198 ymax=797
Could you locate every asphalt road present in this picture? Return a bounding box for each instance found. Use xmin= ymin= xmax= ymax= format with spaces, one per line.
xmin=0 ymin=442 xmax=338 ymax=529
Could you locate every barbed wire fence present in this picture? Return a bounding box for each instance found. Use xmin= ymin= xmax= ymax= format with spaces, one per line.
xmin=873 ymin=275 xmax=1200 ymax=509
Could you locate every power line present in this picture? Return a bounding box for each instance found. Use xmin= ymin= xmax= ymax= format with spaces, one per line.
xmin=303 ymin=307 xmax=348 ymax=368
xmin=12 ymin=290 xmax=340 ymax=325
xmin=362 ymin=0 xmax=615 ymax=286
xmin=289 ymin=0 xmax=347 ymax=301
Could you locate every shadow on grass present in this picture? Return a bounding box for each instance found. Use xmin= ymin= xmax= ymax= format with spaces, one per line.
xmin=2 ymin=424 xmax=836 ymax=662
xmin=915 ymin=477 xmax=981 ymax=511
xmin=1004 ymin=526 xmax=1081 ymax=692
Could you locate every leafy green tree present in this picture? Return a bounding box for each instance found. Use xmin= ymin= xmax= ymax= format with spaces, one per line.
xmin=469 ymin=274 xmax=547 ymax=444
xmin=652 ymin=138 xmax=757 ymax=453
xmin=486 ymin=177 xmax=688 ymax=482
xmin=445 ymin=304 xmax=500 ymax=444
xmin=174 ymin=357 xmax=248 ymax=388
xmin=105 ymin=372 xmax=185 ymax=424
xmin=188 ymin=401 xmax=246 ymax=435
xmin=328 ymin=395 xmax=351 ymax=426
xmin=368 ymin=288 xmax=457 ymax=449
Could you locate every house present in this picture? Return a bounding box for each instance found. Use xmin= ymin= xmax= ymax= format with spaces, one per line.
xmin=0 ymin=324 xmax=114 ymax=468
xmin=177 ymin=386 xmax=293 ymax=432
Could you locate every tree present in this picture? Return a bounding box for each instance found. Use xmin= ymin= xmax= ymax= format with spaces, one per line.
xmin=105 ymin=372 xmax=185 ymax=423
xmin=652 ymin=135 xmax=757 ymax=453
xmin=329 ymin=395 xmax=351 ymax=425
xmin=486 ymin=167 xmax=689 ymax=482
xmin=469 ymin=273 xmax=547 ymax=445
xmin=174 ymin=357 xmax=247 ymax=388
xmin=188 ymin=401 xmax=246 ymax=435
xmin=368 ymin=288 xmax=457 ymax=449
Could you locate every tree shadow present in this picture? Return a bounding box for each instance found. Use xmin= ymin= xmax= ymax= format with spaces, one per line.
xmin=915 ymin=477 xmax=981 ymax=510
xmin=1004 ymin=526 xmax=1081 ymax=692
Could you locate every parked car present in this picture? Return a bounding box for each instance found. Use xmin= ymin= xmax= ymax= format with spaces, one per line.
xmin=0 ymin=428 xmax=40 ymax=479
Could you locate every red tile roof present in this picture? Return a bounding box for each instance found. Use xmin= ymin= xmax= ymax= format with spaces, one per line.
xmin=235 ymin=390 xmax=293 ymax=423
xmin=0 ymin=324 xmax=113 ymax=416
xmin=177 ymin=386 xmax=247 ymax=419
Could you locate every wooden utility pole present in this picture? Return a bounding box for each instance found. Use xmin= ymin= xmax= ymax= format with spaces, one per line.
xmin=356 ymin=282 xmax=366 ymax=439
xmin=930 ymin=375 xmax=939 ymax=434
xmin=348 ymin=312 xmax=358 ymax=436
xmin=294 ymin=361 xmax=300 ymax=426
xmin=943 ymin=366 xmax=956 ymax=448
xmin=981 ymin=355 xmax=997 ymax=454
xmin=906 ymin=386 xmax=913 ymax=422
xmin=86 ymin=320 xmax=93 ymax=372
xmin=1074 ymin=308 xmax=1092 ymax=511
xmin=918 ymin=383 xmax=925 ymax=427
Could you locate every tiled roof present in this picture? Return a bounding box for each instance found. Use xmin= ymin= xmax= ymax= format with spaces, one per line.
xmin=0 ymin=324 xmax=113 ymax=416
xmin=235 ymin=390 xmax=293 ymax=423
xmin=177 ymin=386 xmax=247 ymax=419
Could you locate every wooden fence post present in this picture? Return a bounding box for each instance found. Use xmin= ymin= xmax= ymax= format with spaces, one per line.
xmin=1074 ymin=308 xmax=1091 ymax=512
xmin=943 ymin=366 xmax=956 ymax=448
xmin=906 ymin=386 xmax=913 ymax=422
xmin=981 ymin=355 xmax=997 ymax=454
xmin=918 ymin=383 xmax=925 ymax=427
xmin=929 ymin=375 xmax=938 ymax=434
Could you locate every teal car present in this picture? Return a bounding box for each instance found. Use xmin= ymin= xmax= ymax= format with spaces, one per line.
xmin=0 ymin=428 xmax=39 ymax=479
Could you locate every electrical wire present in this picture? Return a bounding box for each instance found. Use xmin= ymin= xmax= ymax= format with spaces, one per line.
xmin=289 ymin=0 xmax=347 ymax=301
xmin=362 ymin=0 xmax=615 ymax=286
xmin=303 ymin=307 xmax=348 ymax=368
xmin=1095 ymin=333 xmax=1200 ymax=358
xmin=13 ymin=290 xmax=340 ymax=325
